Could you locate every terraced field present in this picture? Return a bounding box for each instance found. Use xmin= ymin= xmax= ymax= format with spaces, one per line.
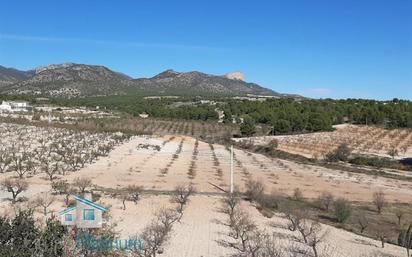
xmin=237 ymin=124 xmax=412 ymax=160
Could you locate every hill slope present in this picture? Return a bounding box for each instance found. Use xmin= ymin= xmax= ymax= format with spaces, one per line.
xmin=0 ymin=63 xmax=289 ymax=97
xmin=0 ymin=65 xmax=34 ymax=87
xmin=134 ymin=69 xmax=277 ymax=96
xmin=2 ymin=63 xmax=137 ymax=97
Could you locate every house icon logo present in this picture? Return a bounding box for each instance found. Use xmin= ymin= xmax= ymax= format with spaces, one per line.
xmin=58 ymin=193 xmax=107 ymax=229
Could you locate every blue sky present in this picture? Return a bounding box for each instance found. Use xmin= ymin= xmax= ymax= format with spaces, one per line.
xmin=0 ymin=0 xmax=411 ymax=100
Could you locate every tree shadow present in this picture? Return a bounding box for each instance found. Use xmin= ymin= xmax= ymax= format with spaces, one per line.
xmin=400 ymin=158 xmax=412 ymax=167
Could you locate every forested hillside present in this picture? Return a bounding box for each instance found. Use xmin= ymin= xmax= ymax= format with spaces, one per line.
xmin=222 ymin=98 xmax=412 ymax=134
xmin=46 ymin=96 xmax=412 ymax=134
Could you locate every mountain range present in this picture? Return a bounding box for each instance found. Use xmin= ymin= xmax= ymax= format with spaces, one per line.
xmin=0 ymin=63 xmax=298 ymax=98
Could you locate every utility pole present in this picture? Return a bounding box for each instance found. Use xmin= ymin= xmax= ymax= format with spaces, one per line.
xmin=230 ymin=145 xmax=234 ymax=194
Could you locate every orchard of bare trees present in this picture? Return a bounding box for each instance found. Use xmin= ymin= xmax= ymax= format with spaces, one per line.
xmin=240 ymin=125 xmax=412 ymax=161
xmin=219 ymin=192 xmax=338 ymax=257
xmin=0 ymin=123 xmax=130 ymax=181
xmin=132 ymin=184 xmax=196 ymax=257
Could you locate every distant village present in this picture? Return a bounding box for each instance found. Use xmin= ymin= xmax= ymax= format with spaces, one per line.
xmin=0 ymin=100 xmax=116 ymax=122
xmin=0 ymin=100 xmax=31 ymax=112
xmin=0 ymin=99 xmax=249 ymax=125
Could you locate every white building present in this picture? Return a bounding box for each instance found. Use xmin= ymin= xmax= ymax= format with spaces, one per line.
xmin=0 ymin=101 xmax=12 ymax=112
xmin=139 ymin=112 xmax=149 ymax=118
xmin=0 ymin=101 xmax=30 ymax=112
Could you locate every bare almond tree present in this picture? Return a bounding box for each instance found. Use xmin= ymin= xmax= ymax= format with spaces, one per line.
xmin=284 ymin=204 xmax=328 ymax=257
xmin=0 ymin=148 xmax=11 ymax=173
xmin=317 ymin=191 xmax=334 ymax=211
xmin=373 ymin=190 xmax=386 ymax=214
xmin=40 ymin=156 xmax=60 ymax=181
xmin=221 ymin=192 xmax=241 ymax=223
xmin=305 ymin=221 xmax=328 ymax=257
xmin=228 ymin=209 xmax=257 ymax=253
xmin=139 ymin=221 xmax=169 ymax=257
xmin=395 ymin=209 xmax=405 ymax=227
xmin=126 ymin=185 xmax=143 ymax=204
xmin=400 ymin=145 xmax=408 ymax=155
xmin=170 ymin=184 xmax=196 ymax=220
xmin=284 ymin=204 xmax=305 ymax=232
xmin=375 ymin=225 xmax=387 ymax=248
xmin=221 ymin=203 xmax=284 ymax=257
xmin=35 ymin=192 xmax=55 ymax=216
xmin=155 ymin=208 xmax=179 ymax=232
xmin=256 ymin=233 xmax=284 ymax=257
xmin=356 ymin=214 xmax=369 ymax=234
xmin=51 ymin=179 xmax=74 ymax=206
xmin=387 ymin=146 xmax=399 ymax=159
xmin=0 ymin=178 xmax=28 ymax=203
xmin=10 ymin=150 xmax=34 ymax=178
xmin=73 ymin=177 xmax=92 ymax=194
xmin=116 ymin=185 xmax=142 ymax=210
xmin=138 ymin=208 xmax=178 ymax=257
xmin=117 ymin=190 xmax=128 ymax=210
xmin=398 ymin=223 xmax=412 ymax=257
xmin=293 ymin=187 xmax=304 ymax=201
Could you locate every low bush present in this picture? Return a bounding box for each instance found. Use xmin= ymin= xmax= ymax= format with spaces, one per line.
xmin=326 ymin=143 xmax=351 ymax=162
xmin=245 ymin=179 xmax=265 ymax=202
xmin=333 ymin=198 xmax=352 ymax=223
xmin=257 ymin=191 xmax=280 ymax=210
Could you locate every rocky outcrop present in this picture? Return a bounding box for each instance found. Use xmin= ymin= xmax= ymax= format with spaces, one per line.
xmin=225 ymin=71 xmax=244 ymax=81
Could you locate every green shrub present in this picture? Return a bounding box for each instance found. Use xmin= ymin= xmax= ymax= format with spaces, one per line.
xmin=258 ymin=191 xmax=280 ymax=210
xmin=333 ymin=198 xmax=352 ymax=223
xmin=245 ymin=179 xmax=265 ymax=202
xmin=32 ymin=113 xmax=41 ymax=121
xmin=0 ymin=211 xmax=66 ymax=257
xmin=51 ymin=180 xmax=70 ymax=195
xmin=326 ymin=143 xmax=351 ymax=162
xmin=240 ymin=116 xmax=256 ymax=136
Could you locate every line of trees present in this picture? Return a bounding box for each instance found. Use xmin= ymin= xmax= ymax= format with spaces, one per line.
xmin=50 ymin=96 xmax=412 ymax=132
xmin=51 ymin=96 xmax=219 ymax=121
xmin=224 ymin=98 xmax=412 ymax=135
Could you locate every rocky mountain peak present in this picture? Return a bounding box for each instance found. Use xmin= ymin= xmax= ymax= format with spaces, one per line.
xmin=225 ymin=71 xmax=244 ymax=81
xmin=152 ymin=69 xmax=181 ymax=79
xmin=34 ymin=63 xmax=76 ymax=74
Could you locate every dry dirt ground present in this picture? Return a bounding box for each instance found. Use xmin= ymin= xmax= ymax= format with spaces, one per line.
xmin=111 ymin=195 xmax=407 ymax=257
xmin=0 ymin=194 xmax=407 ymax=257
xmin=1 ymin=134 xmax=411 ymax=256
xmin=237 ymin=124 xmax=412 ymax=160
xmin=56 ymin=135 xmax=412 ymax=202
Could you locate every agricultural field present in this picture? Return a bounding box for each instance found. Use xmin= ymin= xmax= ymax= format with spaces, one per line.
xmin=0 ymin=122 xmax=411 ymax=257
xmin=0 ymin=115 xmax=238 ymax=142
xmin=238 ymin=124 xmax=412 ymax=160
xmin=0 ymin=123 xmax=130 ymax=179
